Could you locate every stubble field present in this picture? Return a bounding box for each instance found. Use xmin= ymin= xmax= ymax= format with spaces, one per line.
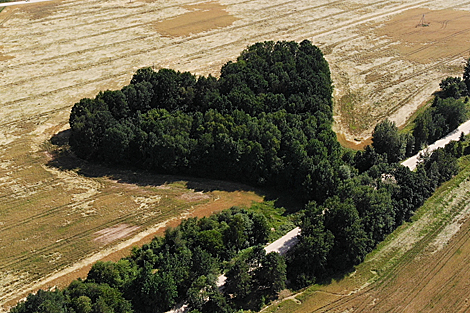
xmin=1 ymin=0 xmax=470 ymax=310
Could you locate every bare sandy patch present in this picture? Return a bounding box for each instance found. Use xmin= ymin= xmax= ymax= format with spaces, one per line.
xmin=179 ymin=191 xmax=210 ymax=202
xmin=133 ymin=194 xmax=162 ymax=209
xmin=336 ymin=131 xmax=372 ymax=150
xmin=154 ymin=2 xmax=237 ymax=37
xmin=93 ymin=224 xmax=141 ymax=245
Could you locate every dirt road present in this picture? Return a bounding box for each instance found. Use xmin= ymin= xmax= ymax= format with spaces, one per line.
xmin=402 ymin=119 xmax=470 ymax=170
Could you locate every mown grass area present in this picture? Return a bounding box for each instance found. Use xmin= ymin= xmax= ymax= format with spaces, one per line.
xmin=264 ymin=154 xmax=470 ymax=313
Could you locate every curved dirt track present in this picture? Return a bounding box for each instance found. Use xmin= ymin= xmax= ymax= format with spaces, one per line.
xmin=1 ymin=0 xmax=470 ymax=310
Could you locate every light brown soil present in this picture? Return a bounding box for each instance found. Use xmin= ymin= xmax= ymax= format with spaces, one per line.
xmin=332 ymin=7 xmax=470 ymax=143
xmin=0 ymin=53 xmax=14 ymax=61
xmin=154 ymin=2 xmax=238 ymax=37
xmin=377 ymin=9 xmax=470 ymax=64
xmin=1 ymin=0 xmax=470 ymax=310
xmin=179 ymin=191 xmax=211 ymax=202
xmin=93 ymin=224 xmax=141 ymax=245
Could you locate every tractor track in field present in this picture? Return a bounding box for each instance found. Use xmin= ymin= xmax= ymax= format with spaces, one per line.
xmin=369 ymin=48 xmax=470 ymax=122
xmin=370 ymin=193 xmax=470 ymax=311
xmin=0 ymin=0 xmax=350 ymax=75
xmin=359 ymin=21 xmax=470 ymax=76
xmin=1 ymin=0 xmax=335 ymax=57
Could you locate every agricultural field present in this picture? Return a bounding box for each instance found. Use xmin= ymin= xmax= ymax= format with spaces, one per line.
xmin=266 ymin=156 xmax=470 ymax=312
xmin=1 ymin=0 xmax=470 ymax=311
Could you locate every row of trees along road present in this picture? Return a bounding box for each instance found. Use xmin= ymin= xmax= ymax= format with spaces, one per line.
xmin=12 ymin=42 xmax=470 ymax=312
xmin=355 ymin=58 xmax=470 ymax=168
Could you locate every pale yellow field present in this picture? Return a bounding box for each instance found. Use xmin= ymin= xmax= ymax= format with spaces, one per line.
xmin=1 ymin=0 xmax=470 ymax=310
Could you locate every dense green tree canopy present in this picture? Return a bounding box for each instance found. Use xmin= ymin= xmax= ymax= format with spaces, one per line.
xmin=69 ymin=40 xmax=339 ymax=203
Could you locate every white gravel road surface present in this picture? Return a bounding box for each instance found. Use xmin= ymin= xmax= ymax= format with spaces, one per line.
xmin=0 ymin=0 xmax=51 ymax=7
xmin=401 ymin=119 xmax=470 ymax=170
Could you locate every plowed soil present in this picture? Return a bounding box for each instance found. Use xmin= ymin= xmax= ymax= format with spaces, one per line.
xmin=2 ymin=0 xmax=470 ymax=310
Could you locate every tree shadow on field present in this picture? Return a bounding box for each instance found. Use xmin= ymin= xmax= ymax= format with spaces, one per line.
xmin=46 ymin=130 xmax=300 ymax=212
xmin=288 ymin=266 xmax=357 ymax=293
xmin=316 ymin=266 xmax=357 ymax=286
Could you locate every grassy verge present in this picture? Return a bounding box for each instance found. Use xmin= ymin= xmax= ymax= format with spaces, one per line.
xmin=248 ymin=201 xmax=297 ymax=242
xmin=399 ymin=98 xmax=433 ymax=134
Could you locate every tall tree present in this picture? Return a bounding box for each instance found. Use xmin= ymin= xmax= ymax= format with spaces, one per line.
xmin=372 ymin=119 xmax=405 ymax=163
xmin=255 ymin=252 xmax=287 ymax=294
xmin=287 ymin=202 xmax=334 ymax=287
xmin=225 ymin=258 xmax=252 ymax=299
xmin=463 ymin=57 xmax=470 ymax=94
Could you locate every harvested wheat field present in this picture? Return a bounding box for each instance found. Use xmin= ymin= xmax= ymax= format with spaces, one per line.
xmin=1 ymin=0 xmax=470 ymax=310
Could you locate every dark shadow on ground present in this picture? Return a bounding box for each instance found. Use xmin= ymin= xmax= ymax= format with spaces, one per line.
xmin=47 ymin=130 xmax=303 ymax=213
xmin=316 ymin=266 xmax=357 ymax=286
xmin=287 ymin=266 xmax=357 ymax=293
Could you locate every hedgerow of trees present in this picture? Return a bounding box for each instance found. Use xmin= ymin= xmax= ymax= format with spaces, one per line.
xmin=286 ymin=58 xmax=470 ymax=287
xmin=354 ymin=59 xmax=470 ymax=168
xmin=12 ymin=205 xmax=290 ymax=313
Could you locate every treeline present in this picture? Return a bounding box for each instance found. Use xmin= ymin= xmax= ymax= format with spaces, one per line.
xmin=285 ymin=62 xmax=470 ymax=287
xmin=287 ymin=141 xmax=461 ymax=286
xmin=12 ymin=205 xmax=292 ymax=313
xmin=69 ymin=40 xmax=341 ymax=203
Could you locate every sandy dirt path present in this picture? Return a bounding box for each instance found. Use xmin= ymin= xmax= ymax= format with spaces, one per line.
xmin=265 ymin=227 xmax=301 ymax=254
xmin=402 ymin=119 xmax=470 ymax=170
